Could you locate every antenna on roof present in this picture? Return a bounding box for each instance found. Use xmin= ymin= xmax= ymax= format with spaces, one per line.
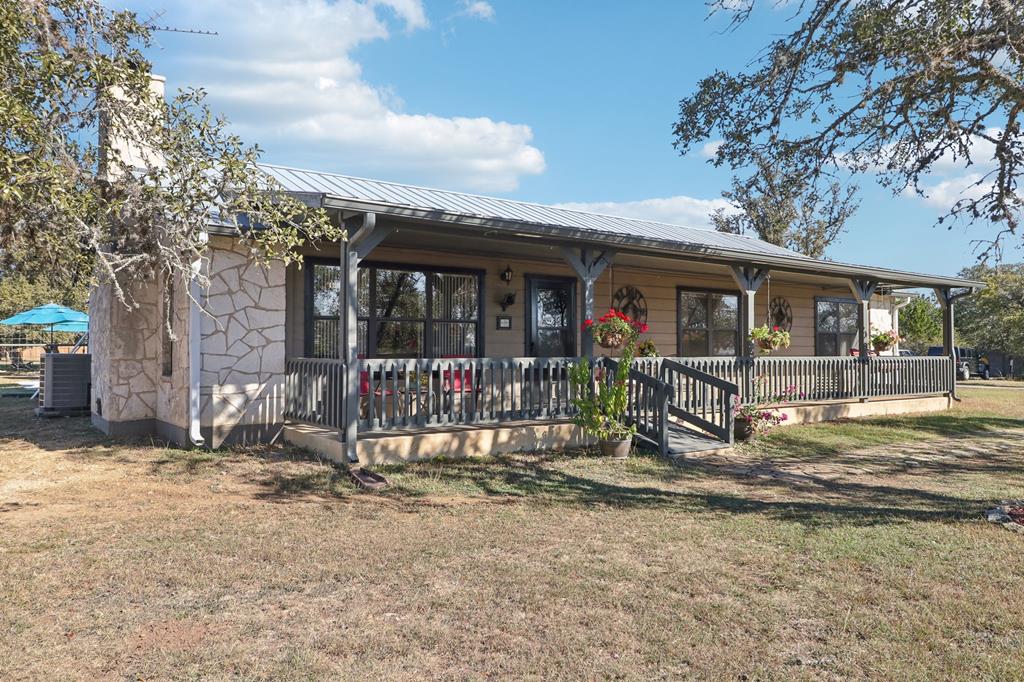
xmin=141 ymin=9 xmax=218 ymax=36
xmin=149 ymin=25 xmax=218 ymax=36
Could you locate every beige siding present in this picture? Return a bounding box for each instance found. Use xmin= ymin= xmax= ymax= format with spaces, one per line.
xmin=286 ymin=244 xmax=899 ymax=359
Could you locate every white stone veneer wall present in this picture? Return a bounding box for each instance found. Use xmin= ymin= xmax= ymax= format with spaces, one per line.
xmin=200 ymin=236 xmax=287 ymax=447
xmin=155 ymin=275 xmax=190 ymax=437
xmin=89 ymin=277 xmax=161 ymax=427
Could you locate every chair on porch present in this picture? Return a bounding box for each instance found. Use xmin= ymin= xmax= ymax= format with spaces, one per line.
xmin=358 ymin=355 xmax=399 ymax=421
xmin=440 ymin=355 xmax=482 ymax=413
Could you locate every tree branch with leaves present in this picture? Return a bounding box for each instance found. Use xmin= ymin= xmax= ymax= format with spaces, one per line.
xmin=676 ymin=0 xmax=1024 ymax=258
xmin=711 ymin=157 xmax=858 ymax=257
xmin=1 ymin=0 xmax=341 ymax=311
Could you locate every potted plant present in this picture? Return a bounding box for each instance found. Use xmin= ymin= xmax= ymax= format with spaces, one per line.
xmin=569 ymin=358 xmax=636 ymax=457
xmin=732 ymin=378 xmax=802 ymax=442
xmin=749 ymin=324 xmax=791 ymax=354
xmin=571 ymin=309 xmax=647 ymax=457
xmin=584 ymin=309 xmax=648 ymax=350
xmin=636 ymin=339 xmax=658 ymax=357
xmin=870 ymin=329 xmax=902 ymax=353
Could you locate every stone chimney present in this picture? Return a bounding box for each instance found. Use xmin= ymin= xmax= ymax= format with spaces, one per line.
xmin=97 ymin=73 xmax=166 ymax=181
xmin=90 ymin=72 xmax=167 ymax=437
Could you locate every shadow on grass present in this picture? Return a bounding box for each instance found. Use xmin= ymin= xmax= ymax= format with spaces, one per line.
xmin=367 ymin=452 xmax=967 ymax=526
xmin=354 ymin=421 xmax=1024 ymax=527
xmin=5 ymin=390 xmax=1023 ymax=527
xmin=742 ymin=414 xmax=1024 ymax=467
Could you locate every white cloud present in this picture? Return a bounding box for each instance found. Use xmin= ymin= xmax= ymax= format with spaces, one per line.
xmin=146 ymin=0 xmax=542 ymax=192
xmin=459 ymin=1 xmax=495 ymax=21
xmin=700 ymin=140 xmax=723 ymax=159
xmin=899 ymin=128 xmax=1001 ymax=211
xmin=555 ymin=195 xmax=735 ymax=230
xmin=911 ymin=172 xmax=991 ymax=209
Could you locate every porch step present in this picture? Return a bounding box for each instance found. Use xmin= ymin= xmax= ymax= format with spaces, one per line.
xmin=664 ymin=423 xmax=732 ymax=456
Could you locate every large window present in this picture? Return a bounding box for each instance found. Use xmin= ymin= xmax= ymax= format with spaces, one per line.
xmin=677 ymin=289 xmax=739 ymax=357
xmin=815 ymin=297 xmax=859 ymax=356
xmin=305 ymin=260 xmax=481 ymax=359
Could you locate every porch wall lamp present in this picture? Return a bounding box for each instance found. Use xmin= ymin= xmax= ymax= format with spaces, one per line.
xmin=501 ymin=265 xmax=514 ymax=283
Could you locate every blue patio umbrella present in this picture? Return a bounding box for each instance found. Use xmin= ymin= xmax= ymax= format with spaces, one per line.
xmin=0 ymin=303 xmax=89 ymax=346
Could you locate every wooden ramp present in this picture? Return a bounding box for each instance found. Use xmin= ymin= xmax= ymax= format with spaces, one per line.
xmin=664 ymin=423 xmax=733 ymax=456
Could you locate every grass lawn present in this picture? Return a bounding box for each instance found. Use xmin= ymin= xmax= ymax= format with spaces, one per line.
xmin=1 ymin=382 xmax=1023 ymax=680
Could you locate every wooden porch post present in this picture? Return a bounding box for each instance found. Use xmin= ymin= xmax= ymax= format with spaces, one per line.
xmin=561 ymin=247 xmax=615 ymax=359
xmin=934 ymin=286 xmax=974 ymax=393
xmin=849 ymin=278 xmax=878 ymax=398
xmin=729 ymin=265 xmax=769 ymax=400
xmin=341 ymin=213 xmax=393 ymax=463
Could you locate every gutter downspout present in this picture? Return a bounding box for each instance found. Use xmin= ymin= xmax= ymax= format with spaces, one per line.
xmin=891 ymin=295 xmax=912 ymax=356
xmin=188 ymin=234 xmax=208 ymax=447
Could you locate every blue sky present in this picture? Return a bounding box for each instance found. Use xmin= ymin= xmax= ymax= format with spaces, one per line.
xmin=137 ymin=0 xmax=1007 ymax=278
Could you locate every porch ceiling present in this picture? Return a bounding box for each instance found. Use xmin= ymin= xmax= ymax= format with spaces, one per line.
xmin=356 ymin=221 xmax=973 ymax=293
xmin=362 ymin=224 xmax=913 ymax=290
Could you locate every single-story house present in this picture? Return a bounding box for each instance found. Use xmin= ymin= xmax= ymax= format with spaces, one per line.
xmin=87 ymin=158 xmax=982 ymax=463
xmin=86 ymin=72 xmax=982 ymax=463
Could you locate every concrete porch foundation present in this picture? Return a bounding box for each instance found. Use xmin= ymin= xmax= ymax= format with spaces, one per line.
xmin=284 ymin=420 xmax=594 ymax=466
xmin=775 ymin=394 xmax=952 ymax=426
xmin=283 ymin=394 xmax=953 ymax=466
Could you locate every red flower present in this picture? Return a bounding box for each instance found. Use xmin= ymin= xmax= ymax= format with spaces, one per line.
xmin=583 ymin=319 xmax=594 ymax=329
xmin=772 ymin=325 xmax=780 ymax=331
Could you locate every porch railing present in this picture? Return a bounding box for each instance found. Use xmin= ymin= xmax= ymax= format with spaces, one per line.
xmin=359 ymin=357 xmax=578 ymax=431
xmin=661 ymin=355 xmax=952 ymax=403
xmin=285 ymin=355 xmax=953 ymax=447
xmin=659 ymin=359 xmax=738 ymax=443
xmin=285 ymin=357 xmax=347 ymax=429
xmin=601 ymin=357 xmax=673 ymax=455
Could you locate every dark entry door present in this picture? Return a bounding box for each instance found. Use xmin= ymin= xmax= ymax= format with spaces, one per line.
xmin=526 ymin=276 xmax=576 ymax=357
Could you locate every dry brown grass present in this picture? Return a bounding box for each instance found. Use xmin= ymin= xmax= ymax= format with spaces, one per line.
xmin=1 ymin=388 xmax=1023 ymax=680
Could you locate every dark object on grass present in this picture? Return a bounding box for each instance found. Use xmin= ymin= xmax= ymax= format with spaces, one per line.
xmin=349 ymin=467 xmax=388 ymax=490
xmin=985 ymin=501 xmax=1024 ymax=532
xmin=734 ymin=420 xmax=755 ymax=442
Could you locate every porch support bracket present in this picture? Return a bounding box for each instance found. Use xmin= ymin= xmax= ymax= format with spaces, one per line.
xmin=561 ymin=247 xmax=615 ymax=359
xmin=729 ymin=265 xmax=769 ymax=401
xmin=934 ymin=286 xmax=976 ymax=398
xmin=848 ymin=278 xmax=879 ymax=359
xmin=849 ymin=279 xmax=879 ymax=400
xmin=341 ymin=213 xmax=393 ymax=463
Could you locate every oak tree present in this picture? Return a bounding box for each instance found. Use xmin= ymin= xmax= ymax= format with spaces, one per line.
xmin=676 ymin=0 xmax=1024 ymax=258
xmin=0 ymin=0 xmax=340 ymax=309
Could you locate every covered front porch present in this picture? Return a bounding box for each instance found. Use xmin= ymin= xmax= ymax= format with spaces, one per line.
xmin=278 ymin=211 xmax=963 ymax=463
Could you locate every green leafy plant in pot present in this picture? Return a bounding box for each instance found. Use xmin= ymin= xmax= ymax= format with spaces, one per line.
xmin=571 ymin=309 xmax=647 ymax=458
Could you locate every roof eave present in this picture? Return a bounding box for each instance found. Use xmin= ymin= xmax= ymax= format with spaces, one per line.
xmin=321 ymin=196 xmax=985 ymax=290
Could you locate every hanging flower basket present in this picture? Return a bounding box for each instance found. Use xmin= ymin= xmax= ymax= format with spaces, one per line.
xmin=870 ymin=329 xmax=902 ymax=353
xmin=596 ymin=330 xmax=628 ymax=350
xmin=749 ymin=325 xmax=791 ymax=354
xmin=584 ymin=309 xmax=648 ymax=351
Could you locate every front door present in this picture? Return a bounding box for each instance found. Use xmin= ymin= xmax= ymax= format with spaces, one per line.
xmin=526 ymin=276 xmax=576 ymax=357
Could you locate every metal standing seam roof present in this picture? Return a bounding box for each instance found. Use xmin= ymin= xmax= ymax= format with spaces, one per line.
xmin=257 ymin=163 xmax=810 ymax=260
xmin=254 ymin=162 xmax=984 ymax=289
